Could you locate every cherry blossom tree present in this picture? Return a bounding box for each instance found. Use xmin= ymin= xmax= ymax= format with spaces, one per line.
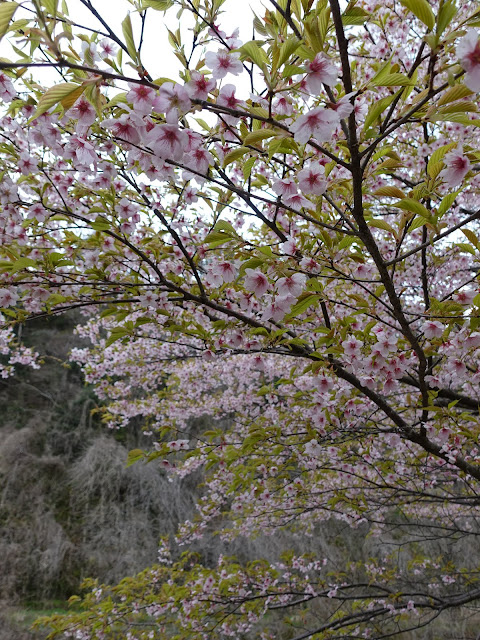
xmin=1 ymin=0 xmax=480 ymax=637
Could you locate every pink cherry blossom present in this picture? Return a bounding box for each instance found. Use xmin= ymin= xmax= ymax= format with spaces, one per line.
xmin=276 ymin=273 xmax=306 ymax=297
xmin=101 ymin=113 xmax=142 ymax=144
xmin=184 ymin=146 xmax=213 ymax=175
xmin=115 ymin=198 xmax=139 ymax=220
xmin=0 ymin=288 xmax=18 ymax=307
xmin=0 ymin=73 xmax=16 ymax=102
xmin=80 ymin=40 xmax=100 ymax=62
xmin=27 ymin=203 xmax=48 ymax=222
xmin=98 ymin=38 xmax=118 ymax=59
xmin=146 ymin=124 xmax=188 ymax=161
xmin=329 ymin=93 xmax=355 ymax=119
xmin=243 ymin=268 xmax=269 ymax=297
xmin=217 ymin=84 xmax=244 ymax=111
xmin=423 ymin=320 xmax=445 ymax=339
xmin=126 ymin=83 xmax=156 ymax=116
xmin=64 ymin=135 xmax=97 ymax=167
xmin=439 ymin=146 xmax=471 ymax=187
xmin=272 ymin=177 xmax=298 ymax=198
xmin=183 ymin=185 xmax=198 ymax=204
xmin=280 ymin=238 xmax=299 ymax=255
xmin=297 ymin=162 xmax=327 ymax=195
xmin=211 ymin=261 xmax=237 ymax=283
xmin=290 ymin=107 xmax=339 ymax=144
xmin=300 ymin=256 xmax=320 ymax=273
xmin=305 ymin=54 xmax=338 ymax=93
xmin=17 ymin=152 xmax=38 ymax=176
xmin=153 ymin=82 xmax=191 ymax=116
xmin=304 ymin=439 xmax=322 ymax=457
xmin=205 ymin=49 xmax=243 ymax=80
xmin=185 ymin=72 xmax=216 ymax=100
xmin=465 ymin=332 xmax=480 ymax=349
xmin=273 ymin=95 xmax=293 ymax=116
xmin=284 ymin=192 xmax=311 ymax=210
xmin=68 ymin=97 xmax=96 ymax=129
xmin=457 ymin=29 xmax=480 ymax=91
xmin=454 ymin=289 xmax=475 ymax=305
xmin=262 ymin=294 xmax=295 ymax=322
xmin=342 ymin=337 xmax=363 ymax=357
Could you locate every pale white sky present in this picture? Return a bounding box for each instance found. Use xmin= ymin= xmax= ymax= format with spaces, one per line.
xmin=69 ymin=0 xmax=265 ymax=85
xmin=3 ymin=0 xmax=348 ymax=91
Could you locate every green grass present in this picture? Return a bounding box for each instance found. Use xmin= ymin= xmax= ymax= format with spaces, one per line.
xmin=0 ymin=601 xmax=72 ymax=640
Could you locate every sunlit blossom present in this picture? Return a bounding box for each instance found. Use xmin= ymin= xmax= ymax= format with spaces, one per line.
xmin=439 ymin=146 xmax=471 ymax=187
xmin=457 ymin=29 xmax=480 ymax=91
xmin=205 ymin=49 xmax=243 ymax=79
xmin=305 ymin=53 xmax=338 ymax=93
xmin=290 ymin=107 xmax=339 ymax=144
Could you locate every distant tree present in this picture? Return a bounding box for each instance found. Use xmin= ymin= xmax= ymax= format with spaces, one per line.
xmin=1 ymin=0 xmax=480 ymax=637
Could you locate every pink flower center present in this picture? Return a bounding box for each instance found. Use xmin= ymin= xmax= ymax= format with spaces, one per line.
xmin=306 ymin=112 xmax=320 ymax=127
xmin=77 ymin=101 xmax=90 ymax=114
xmin=135 ymin=86 xmax=151 ymax=100
xmin=309 ymin=59 xmax=326 ymax=73
xmin=453 ymin=156 xmax=468 ymax=171
xmin=467 ymin=42 xmax=480 ymax=66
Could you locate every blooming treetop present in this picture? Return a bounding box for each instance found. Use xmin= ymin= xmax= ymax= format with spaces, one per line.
xmin=2 ymin=0 xmax=480 ymax=638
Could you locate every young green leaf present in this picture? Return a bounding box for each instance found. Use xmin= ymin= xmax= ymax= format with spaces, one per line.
xmin=122 ymin=13 xmax=137 ymax=61
xmin=30 ymin=82 xmax=82 ymax=120
xmin=399 ymin=0 xmax=435 ymax=31
xmin=0 ymin=2 xmax=18 ymax=40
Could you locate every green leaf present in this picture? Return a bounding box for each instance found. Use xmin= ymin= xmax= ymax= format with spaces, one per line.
xmin=399 ymin=0 xmax=435 ymax=30
xmin=30 ymin=82 xmax=82 ymax=120
xmin=409 ymin=215 xmax=429 ymax=232
xmin=427 ymin=142 xmax=457 ymax=173
xmin=437 ymin=101 xmax=478 ymax=115
xmin=141 ymin=0 xmax=173 ymax=9
xmin=456 ymin=242 xmax=476 ymax=255
xmin=268 ymin=137 xmax=298 ymax=159
xmin=107 ymin=92 xmax=128 ymax=108
xmin=126 ymin=448 xmax=145 ymax=467
xmin=214 ymin=220 xmax=236 ymax=235
xmin=42 ymin=0 xmax=58 ymax=14
xmin=436 ymin=0 xmax=456 ymax=36
xmin=431 ymin=112 xmax=473 ymax=125
xmin=237 ymin=41 xmax=268 ymax=68
xmin=373 ymin=186 xmax=407 ymax=199
xmin=243 ymin=129 xmax=277 ymax=146
xmin=278 ymin=36 xmax=301 ymax=68
xmin=337 ymin=236 xmax=355 ymax=250
xmin=11 ymin=257 xmax=36 ymax=272
xmin=90 ymin=217 xmax=110 ymax=231
xmin=0 ymin=2 xmax=18 ymax=40
xmin=342 ymin=6 xmax=369 ymax=25
xmin=287 ymin=294 xmax=318 ymax=318
xmin=369 ymin=218 xmax=395 ymax=234
xmin=462 ymin=228 xmax=480 ymax=249
xmin=106 ymin=327 xmax=130 ymax=347
xmin=437 ymin=85 xmax=473 ymax=107
xmin=239 ymin=257 xmax=264 ymax=276
xmin=282 ymin=64 xmax=304 ymax=78
xmin=243 ymin=157 xmax=256 ymax=180
xmin=437 ymin=190 xmax=460 ymax=217
xmin=372 ymin=73 xmax=415 ymax=87
xmin=393 ymin=198 xmax=431 ymax=218
xmin=60 ymin=84 xmax=85 ymax=111
xmin=203 ymin=231 xmax=231 ymax=246
xmin=223 ymin=146 xmax=250 ymax=168
xmin=122 ymin=13 xmax=137 ymax=61
xmin=363 ymin=94 xmax=396 ymax=131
